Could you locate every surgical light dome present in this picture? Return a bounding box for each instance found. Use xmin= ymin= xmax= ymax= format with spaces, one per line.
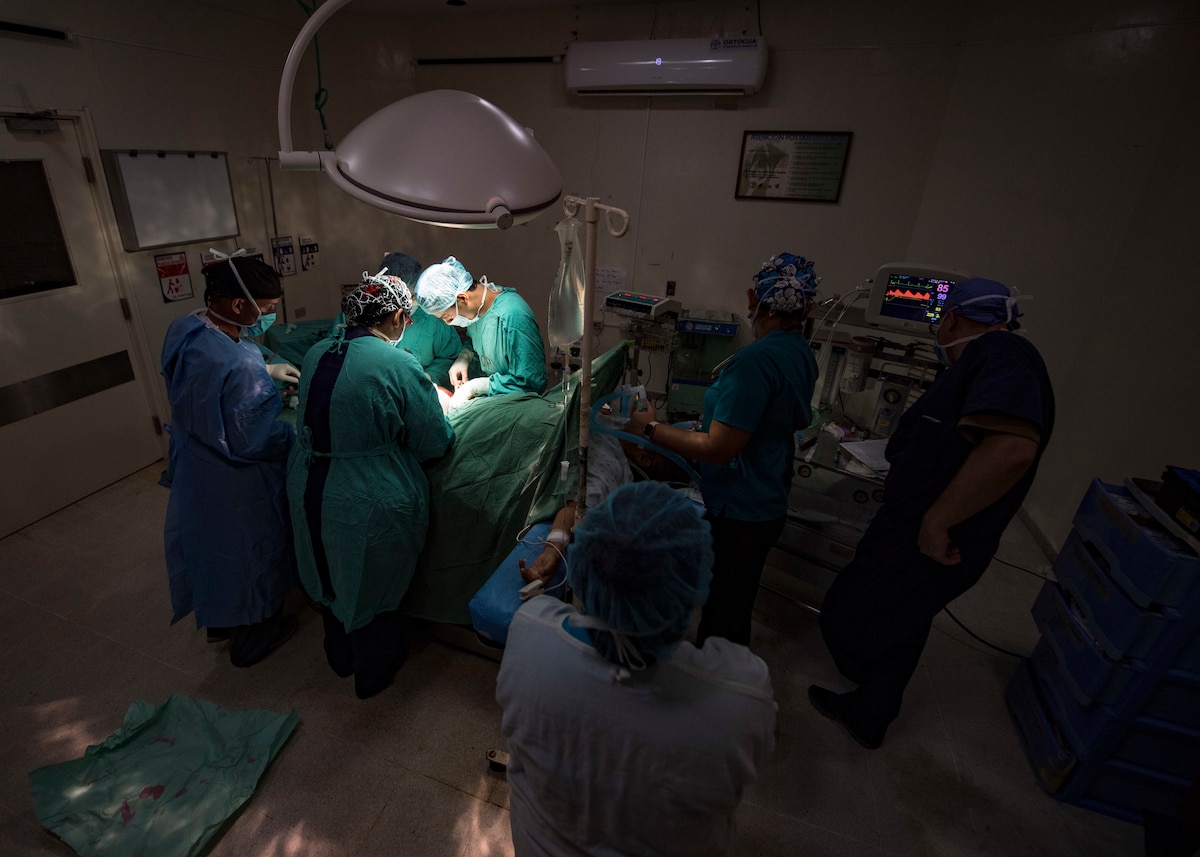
xmin=277 ymin=0 xmax=562 ymax=229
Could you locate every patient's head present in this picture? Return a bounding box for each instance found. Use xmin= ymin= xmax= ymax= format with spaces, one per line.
xmin=566 ymin=481 xmax=713 ymax=667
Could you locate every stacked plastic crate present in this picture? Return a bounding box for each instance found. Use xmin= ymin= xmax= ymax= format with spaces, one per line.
xmin=1007 ymin=478 xmax=1200 ymax=823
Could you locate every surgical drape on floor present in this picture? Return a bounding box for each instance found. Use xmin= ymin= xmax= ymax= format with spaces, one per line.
xmin=402 ymin=343 xmax=627 ymax=624
xmin=29 ymin=694 xmax=296 ymax=857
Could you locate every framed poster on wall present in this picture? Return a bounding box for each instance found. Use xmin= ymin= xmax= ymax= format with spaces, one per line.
xmin=735 ymin=131 xmax=852 ymax=202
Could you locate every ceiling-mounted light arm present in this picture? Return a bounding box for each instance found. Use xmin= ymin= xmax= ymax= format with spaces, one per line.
xmin=278 ymin=0 xmax=351 ymax=170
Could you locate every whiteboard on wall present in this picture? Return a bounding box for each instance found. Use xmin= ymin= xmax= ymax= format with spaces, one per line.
xmin=101 ymin=150 xmax=240 ymax=251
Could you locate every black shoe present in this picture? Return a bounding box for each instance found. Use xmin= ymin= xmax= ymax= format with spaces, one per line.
xmin=271 ymin=614 xmax=299 ymax=651
xmin=808 ymin=685 xmax=884 ymax=750
xmin=206 ymin=627 xmax=232 ymax=643
xmin=354 ymin=638 xmax=409 ymax=700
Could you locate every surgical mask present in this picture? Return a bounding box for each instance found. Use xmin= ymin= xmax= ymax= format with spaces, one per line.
xmin=933 ymin=332 xmax=984 ymax=367
xmin=448 ymin=276 xmax=494 ymax=327
xmin=371 ymin=326 xmax=405 ymax=346
xmin=243 ymin=313 xmax=276 ymax=338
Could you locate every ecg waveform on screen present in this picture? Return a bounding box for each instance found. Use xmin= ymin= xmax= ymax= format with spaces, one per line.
xmin=884 ymin=288 xmax=932 ymax=302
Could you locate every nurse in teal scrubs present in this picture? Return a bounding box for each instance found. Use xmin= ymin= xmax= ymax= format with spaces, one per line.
xmin=627 ymin=253 xmax=820 ymax=647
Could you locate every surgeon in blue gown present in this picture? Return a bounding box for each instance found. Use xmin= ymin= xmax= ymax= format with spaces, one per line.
xmin=415 ymin=256 xmax=547 ymax=409
xmin=161 ymin=252 xmax=298 ymax=667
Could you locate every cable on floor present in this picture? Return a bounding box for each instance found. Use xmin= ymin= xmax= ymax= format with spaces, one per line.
xmin=941 ymin=606 xmax=1028 ymax=659
xmin=991 ymin=555 xmax=1052 ymax=580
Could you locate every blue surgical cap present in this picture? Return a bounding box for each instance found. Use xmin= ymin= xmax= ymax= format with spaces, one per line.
xmin=946 ymin=277 xmax=1022 ymax=330
xmin=566 ymin=482 xmax=713 ymax=666
xmin=381 ymin=251 xmax=423 ymax=289
xmin=415 ymin=256 xmax=474 ymax=315
xmin=752 ymin=252 xmax=819 ymax=313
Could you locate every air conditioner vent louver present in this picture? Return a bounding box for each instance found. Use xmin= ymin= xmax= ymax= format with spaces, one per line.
xmin=565 ymin=38 xmax=767 ymax=97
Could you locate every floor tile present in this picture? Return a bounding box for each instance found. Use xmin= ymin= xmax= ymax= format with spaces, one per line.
xmin=0 ymin=464 xmax=1164 ymax=857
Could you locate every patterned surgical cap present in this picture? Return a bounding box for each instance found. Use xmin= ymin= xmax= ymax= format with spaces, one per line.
xmin=752 ymin=252 xmax=819 ymax=314
xmin=341 ymin=269 xmax=413 ymax=324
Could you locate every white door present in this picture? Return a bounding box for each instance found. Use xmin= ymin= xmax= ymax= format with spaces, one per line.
xmin=0 ymin=112 xmax=162 ymax=538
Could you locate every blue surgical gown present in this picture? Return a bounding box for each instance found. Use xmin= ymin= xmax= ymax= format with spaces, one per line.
xmin=161 ymin=310 xmax=296 ymax=629
xmin=465 ymin=287 xmax=547 ymax=395
xmin=287 ymin=329 xmax=454 ymax=632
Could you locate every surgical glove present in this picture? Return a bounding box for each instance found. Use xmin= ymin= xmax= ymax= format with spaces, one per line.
xmin=449 ymin=350 xmax=473 ymax=389
xmin=267 ymin=363 xmax=301 ymax=385
xmin=449 ymin=376 xmax=490 ymax=410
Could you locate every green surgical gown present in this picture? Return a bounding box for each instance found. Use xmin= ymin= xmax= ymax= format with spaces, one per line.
xmin=286 ymin=331 xmax=454 ymax=632
xmin=466 ymin=287 xmax=547 ymax=395
xmin=401 ymin=306 xmax=463 ymax=389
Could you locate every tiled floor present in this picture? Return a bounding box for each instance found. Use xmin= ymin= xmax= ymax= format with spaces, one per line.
xmin=0 ymin=464 xmax=1146 ymax=855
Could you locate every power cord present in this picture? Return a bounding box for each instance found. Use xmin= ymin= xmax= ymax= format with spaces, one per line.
xmin=941 ymin=606 xmax=1028 ymax=659
xmin=992 ymin=555 xmax=1052 ymax=580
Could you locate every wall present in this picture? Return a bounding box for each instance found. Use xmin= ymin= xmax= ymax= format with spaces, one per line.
xmin=2 ymin=0 xmax=1196 ymax=547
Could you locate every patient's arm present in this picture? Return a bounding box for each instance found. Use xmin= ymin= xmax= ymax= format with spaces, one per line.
xmin=518 ymin=503 xmax=575 ymax=584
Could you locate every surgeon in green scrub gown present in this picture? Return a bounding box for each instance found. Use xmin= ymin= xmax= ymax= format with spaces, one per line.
xmin=287 ymin=272 xmax=454 ymax=699
xmin=415 ymin=256 xmax=547 ymax=410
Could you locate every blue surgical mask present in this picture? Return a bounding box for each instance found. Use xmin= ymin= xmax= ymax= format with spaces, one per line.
xmin=243 ymin=312 xmax=276 ymax=338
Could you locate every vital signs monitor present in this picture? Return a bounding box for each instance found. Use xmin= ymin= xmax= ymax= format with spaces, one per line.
xmin=863 ymin=263 xmax=970 ymax=336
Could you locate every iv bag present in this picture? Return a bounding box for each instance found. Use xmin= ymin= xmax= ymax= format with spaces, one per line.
xmin=547 ymin=216 xmax=586 ymax=350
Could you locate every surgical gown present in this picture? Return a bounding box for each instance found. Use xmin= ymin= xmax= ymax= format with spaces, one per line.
xmin=400 ymin=306 xmax=463 ymax=389
xmin=161 ymin=309 xmax=296 ymax=629
xmin=287 ymin=328 xmax=454 ymax=632
xmin=466 ymin=287 xmax=547 ymax=395
xmin=497 ymin=597 xmax=777 ymax=857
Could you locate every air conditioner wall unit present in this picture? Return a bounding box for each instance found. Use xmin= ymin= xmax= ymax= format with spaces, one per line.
xmin=565 ymin=37 xmax=768 ymax=97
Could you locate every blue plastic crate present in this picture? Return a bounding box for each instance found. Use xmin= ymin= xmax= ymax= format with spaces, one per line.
xmin=1066 ymin=758 xmax=1195 ymax=824
xmin=1029 ymin=637 xmax=1118 ymax=752
xmin=1032 ymin=639 xmax=1200 ymax=780
xmin=1139 ymin=668 xmax=1200 ymax=729
xmin=1054 ymin=528 xmax=1174 ymax=661
xmin=1073 ymin=480 xmax=1200 ymax=609
xmin=1032 ymin=582 xmax=1140 ymax=708
xmin=1006 ymin=658 xmax=1078 ymax=793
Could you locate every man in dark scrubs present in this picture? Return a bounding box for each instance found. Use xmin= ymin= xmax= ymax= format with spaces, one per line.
xmin=811 ymin=278 xmax=1055 ymax=749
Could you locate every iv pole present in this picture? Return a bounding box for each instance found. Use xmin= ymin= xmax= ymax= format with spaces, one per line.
xmin=561 ymin=195 xmax=629 ymax=526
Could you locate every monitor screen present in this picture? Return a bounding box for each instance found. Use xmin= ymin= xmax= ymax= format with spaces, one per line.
xmin=864 ymin=263 xmax=969 ymax=336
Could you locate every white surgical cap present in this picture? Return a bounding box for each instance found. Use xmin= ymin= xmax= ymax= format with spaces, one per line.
xmin=415 ymin=256 xmax=474 ymax=314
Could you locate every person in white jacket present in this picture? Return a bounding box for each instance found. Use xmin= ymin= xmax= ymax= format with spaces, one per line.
xmin=496 ymin=481 xmax=777 ymax=857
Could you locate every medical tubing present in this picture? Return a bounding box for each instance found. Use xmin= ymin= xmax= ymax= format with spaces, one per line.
xmin=589 ymin=389 xmax=702 ymax=486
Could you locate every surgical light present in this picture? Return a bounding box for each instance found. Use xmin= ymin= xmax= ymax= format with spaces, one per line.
xmin=277 ymin=0 xmax=562 ymax=229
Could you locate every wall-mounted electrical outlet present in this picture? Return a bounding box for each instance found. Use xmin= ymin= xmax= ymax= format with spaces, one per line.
xmin=666 ymin=280 xmax=676 ymax=296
